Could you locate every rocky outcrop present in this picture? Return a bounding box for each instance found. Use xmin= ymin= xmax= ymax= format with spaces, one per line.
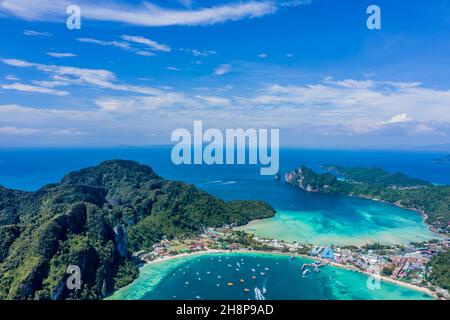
xmin=113 ymin=225 xmax=128 ymax=258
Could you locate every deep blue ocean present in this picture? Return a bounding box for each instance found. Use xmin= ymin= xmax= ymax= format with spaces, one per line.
xmin=1 ymin=147 xmax=447 ymax=246
xmin=1 ymin=147 xmax=449 ymax=193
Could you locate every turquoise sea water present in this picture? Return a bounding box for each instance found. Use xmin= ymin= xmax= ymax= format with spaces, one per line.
xmin=0 ymin=148 xmax=447 ymax=299
xmin=237 ymin=203 xmax=439 ymax=246
xmin=108 ymin=252 xmax=433 ymax=300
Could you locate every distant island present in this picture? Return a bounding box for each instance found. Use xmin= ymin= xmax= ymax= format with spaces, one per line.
xmin=0 ymin=160 xmax=275 ymax=300
xmin=433 ymin=154 xmax=450 ymax=163
xmin=285 ymin=165 xmax=450 ymax=234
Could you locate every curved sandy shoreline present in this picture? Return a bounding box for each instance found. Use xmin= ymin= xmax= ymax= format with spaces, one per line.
xmin=141 ymin=249 xmax=438 ymax=299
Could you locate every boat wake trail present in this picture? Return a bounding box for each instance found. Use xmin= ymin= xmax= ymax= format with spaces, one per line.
xmin=205 ymin=180 xmax=223 ymax=184
xmin=254 ymin=287 xmax=266 ymax=300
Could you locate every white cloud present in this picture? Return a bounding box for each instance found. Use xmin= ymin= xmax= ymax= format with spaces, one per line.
xmin=233 ymin=79 xmax=450 ymax=137
xmin=2 ymin=59 xmax=34 ymax=67
xmin=0 ymin=126 xmax=40 ymax=135
xmin=383 ymin=81 xmax=422 ymax=89
xmin=5 ymin=75 xmax=19 ymax=81
xmin=78 ymin=36 xmax=168 ymax=57
xmin=195 ymin=95 xmax=232 ymax=107
xmin=217 ymin=85 xmax=234 ymax=92
xmin=2 ymin=74 xmax=450 ymax=147
xmin=121 ymin=35 xmax=171 ymax=52
xmin=23 ymin=29 xmax=52 ymax=37
xmin=2 ymin=58 xmax=117 ymax=88
xmin=279 ymin=0 xmax=312 ymax=7
xmin=214 ymin=64 xmax=231 ymax=76
xmin=134 ymin=51 xmax=156 ymax=57
xmin=0 ymin=82 xmax=69 ymax=96
xmin=382 ymin=113 xmax=412 ymax=125
xmin=324 ymin=78 xmax=375 ymax=89
xmin=179 ymin=48 xmax=217 ymax=57
xmin=94 ymin=92 xmax=198 ymax=112
xmin=77 ymin=37 xmax=131 ymax=50
xmin=32 ymin=80 xmax=70 ymax=88
xmin=167 ymin=66 xmax=181 ymax=71
xmin=46 ymin=52 xmax=77 ymax=58
xmin=258 ymin=53 xmax=268 ymax=58
xmin=0 ymin=126 xmax=85 ymax=136
xmin=0 ymin=0 xmax=280 ymax=27
xmin=2 ymin=46 xmax=450 ymax=147
xmin=1 ymin=58 xmax=167 ymax=95
xmin=413 ymin=124 xmax=435 ymax=135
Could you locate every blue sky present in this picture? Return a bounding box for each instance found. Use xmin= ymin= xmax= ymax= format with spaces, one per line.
xmin=0 ymin=0 xmax=450 ymax=148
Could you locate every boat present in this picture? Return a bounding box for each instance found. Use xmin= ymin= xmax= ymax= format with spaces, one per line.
xmin=252 ymin=276 xmax=257 ymax=280
xmin=227 ymin=282 xmax=234 ymax=286
xmin=243 ymin=288 xmax=250 ymax=292
xmin=302 ymin=269 xmax=310 ymax=275
xmin=240 ymin=279 xmax=245 ymax=283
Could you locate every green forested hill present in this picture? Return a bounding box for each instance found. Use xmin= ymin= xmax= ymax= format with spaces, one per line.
xmin=0 ymin=160 xmax=275 ymax=300
xmin=285 ymin=165 xmax=450 ymax=232
xmin=322 ymin=165 xmax=430 ymax=187
xmin=429 ymin=249 xmax=450 ymax=291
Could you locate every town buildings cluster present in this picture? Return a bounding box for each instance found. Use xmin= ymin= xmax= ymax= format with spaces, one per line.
xmin=133 ymin=226 xmax=449 ymax=298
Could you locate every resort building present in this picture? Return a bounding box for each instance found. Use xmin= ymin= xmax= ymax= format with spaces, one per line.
xmin=320 ymin=246 xmax=336 ymax=261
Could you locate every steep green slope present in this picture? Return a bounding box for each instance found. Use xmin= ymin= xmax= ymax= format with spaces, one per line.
xmin=0 ymin=160 xmax=275 ymax=300
xmin=285 ymin=165 xmax=450 ymax=233
xmin=322 ymin=165 xmax=430 ymax=187
xmin=428 ymin=250 xmax=450 ymax=291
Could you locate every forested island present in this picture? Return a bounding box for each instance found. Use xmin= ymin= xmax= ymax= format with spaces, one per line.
xmin=285 ymin=165 xmax=450 ymax=292
xmin=0 ymin=160 xmax=275 ymax=300
xmin=285 ymin=165 xmax=450 ymax=234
